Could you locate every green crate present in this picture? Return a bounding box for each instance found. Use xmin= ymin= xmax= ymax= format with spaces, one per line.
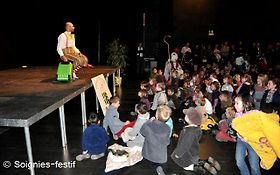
xmin=56 ymin=62 xmax=73 ymax=82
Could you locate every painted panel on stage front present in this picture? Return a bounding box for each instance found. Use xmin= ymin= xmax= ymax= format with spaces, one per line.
xmin=91 ymin=74 xmax=112 ymax=116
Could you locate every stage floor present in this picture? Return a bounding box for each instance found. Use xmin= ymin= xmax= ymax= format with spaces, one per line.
xmin=0 ymin=66 xmax=118 ymax=127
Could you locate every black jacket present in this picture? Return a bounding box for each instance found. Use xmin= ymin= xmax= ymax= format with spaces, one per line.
xmin=260 ymin=89 xmax=280 ymax=113
xmin=171 ymin=126 xmax=202 ymax=167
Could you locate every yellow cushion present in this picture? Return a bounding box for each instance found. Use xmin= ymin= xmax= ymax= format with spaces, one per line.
xmin=232 ymin=111 xmax=280 ymax=169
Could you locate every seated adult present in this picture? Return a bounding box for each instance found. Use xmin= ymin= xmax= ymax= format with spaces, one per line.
xmin=57 ymin=22 xmax=93 ymax=79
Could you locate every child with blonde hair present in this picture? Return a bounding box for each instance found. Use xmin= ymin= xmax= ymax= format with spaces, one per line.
xmin=215 ymin=106 xmax=237 ymax=142
xmin=140 ymin=105 xmax=172 ymax=175
xmin=253 ymin=73 xmax=268 ymax=110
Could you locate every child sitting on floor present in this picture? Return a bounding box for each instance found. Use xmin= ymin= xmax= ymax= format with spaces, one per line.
xmin=215 ymin=106 xmax=237 ymax=142
xmin=171 ymin=107 xmax=221 ymax=175
xmin=130 ymin=89 xmax=151 ymax=117
xmin=138 ymin=89 xmax=151 ymax=111
xmin=151 ymin=82 xmax=168 ymax=114
xmin=103 ymin=96 xmax=135 ymax=140
xmin=121 ymin=102 xmax=150 ymax=147
xmin=140 ymin=105 xmax=172 ymax=175
xmin=76 ymin=112 xmax=109 ymax=161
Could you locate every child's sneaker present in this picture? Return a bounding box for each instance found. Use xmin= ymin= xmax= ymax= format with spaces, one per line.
xmin=203 ymin=162 xmax=217 ymax=175
xmin=193 ymin=164 xmax=208 ymax=174
xmin=130 ymin=111 xmax=137 ymax=116
xmin=156 ymin=166 xmax=166 ymax=175
xmin=91 ymin=153 xmax=105 ymax=160
xmin=113 ymin=134 xmax=119 ymax=140
xmin=178 ymin=118 xmax=186 ymax=124
xmin=76 ymin=153 xmax=90 ymax=161
xmin=207 ymin=157 xmax=221 ymax=171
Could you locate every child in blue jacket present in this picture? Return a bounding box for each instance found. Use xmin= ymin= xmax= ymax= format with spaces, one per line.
xmin=76 ymin=112 xmax=109 ymax=161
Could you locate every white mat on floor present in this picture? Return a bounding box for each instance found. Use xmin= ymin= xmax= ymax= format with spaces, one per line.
xmin=105 ymin=143 xmax=143 ymax=172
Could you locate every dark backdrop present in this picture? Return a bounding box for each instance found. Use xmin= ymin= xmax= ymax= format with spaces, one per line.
xmin=1 ymin=0 xmax=279 ymax=70
xmin=0 ymin=1 xmax=146 ymax=69
xmin=173 ymin=0 xmax=280 ymax=48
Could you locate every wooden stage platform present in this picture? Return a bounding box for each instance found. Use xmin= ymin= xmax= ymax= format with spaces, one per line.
xmin=0 ymin=66 xmax=118 ymax=127
xmin=0 ymin=66 xmax=119 ymax=175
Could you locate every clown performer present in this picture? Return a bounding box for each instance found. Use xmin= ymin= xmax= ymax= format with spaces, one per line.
xmin=57 ymin=22 xmax=94 ymax=79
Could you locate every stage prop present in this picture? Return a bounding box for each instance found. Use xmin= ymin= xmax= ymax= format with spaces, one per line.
xmin=56 ymin=62 xmax=73 ymax=82
xmin=91 ymin=74 xmax=112 ymax=116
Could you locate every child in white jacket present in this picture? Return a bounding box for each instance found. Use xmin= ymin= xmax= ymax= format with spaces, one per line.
xmin=151 ymin=82 xmax=168 ymax=111
xmin=122 ymin=102 xmax=150 ymax=147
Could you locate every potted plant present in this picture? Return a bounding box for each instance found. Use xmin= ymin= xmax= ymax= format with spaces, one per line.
xmin=106 ymin=38 xmax=129 ymax=86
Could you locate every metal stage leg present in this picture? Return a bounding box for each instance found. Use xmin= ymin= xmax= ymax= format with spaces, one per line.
xmin=81 ymin=92 xmax=87 ymax=127
xmin=96 ymin=96 xmax=99 ymax=113
xmin=106 ymin=73 xmax=109 ymax=84
xmin=59 ymin=105 xmax=67 ymax=148
xmin=113 ymin=72 xmax=116 ymax=96
xmin=24 ymin=126 xmax=35 ymax=175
